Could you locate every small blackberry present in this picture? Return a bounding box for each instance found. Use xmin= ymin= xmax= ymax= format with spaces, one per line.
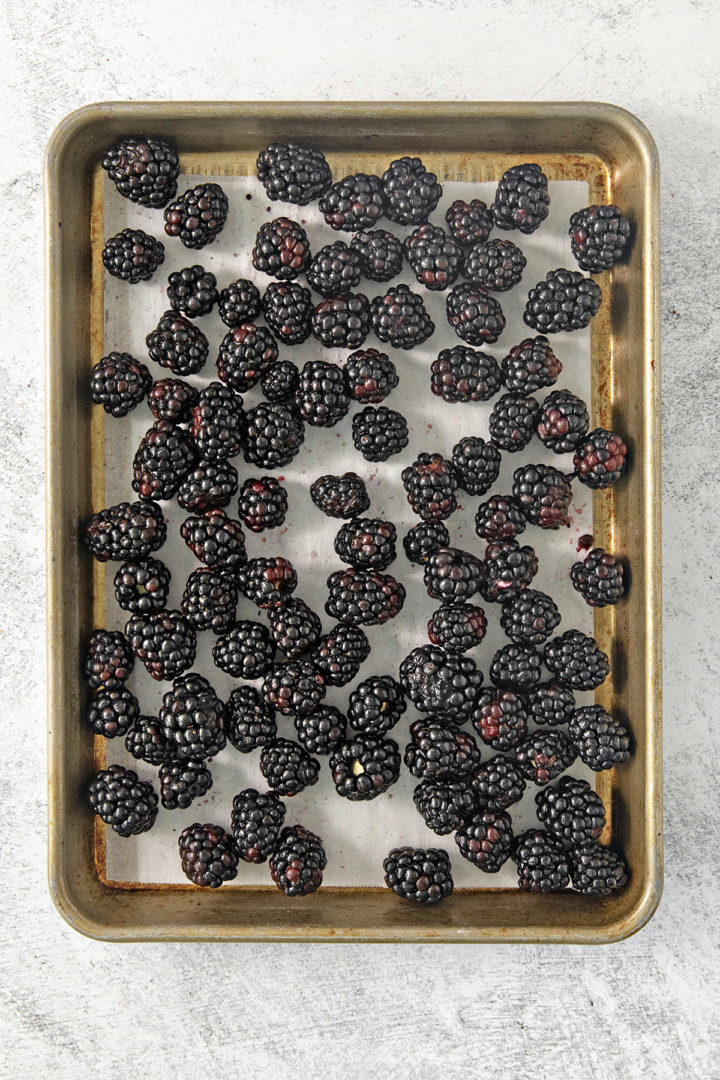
xmin=176 ymin=461 xmax=239 ymax=512
xmin=455 ymin=810 xmax=514 ymax=873
xmin=512 ymin=463 xmax=573 ymax=529
xmin=427 ymin=604 xmax=487 ymax=654
xmin=113 ymin=557 xmax=170 ymax=615
xmin=472 ymin=754 xmax=526 ymax=811
xmin=159 ymin=758 xmax=213 ymax=810
xmin=446 ymin=283 xmax=505 ymax=345
xmin=261 ymin=360 xmax=300 ymax=403
xmin=86 ymin=685 xmax=139 ymax=738
xmin=90 ymin=352 xmax=152 ymax=417
xmin=164 ymin=183 xmax=228 ymax=249
xmin=544 ymin=630 xmax=610 ymax=691
xmin=352 ymin=405 xmax=409 ymax=461
xmin=330 ymin=734 xmax=401 ymax=800
xmin=124 ymin=715 xmax=169 ymax=767
xmin=524 ymin=268 xmax=602 ymax=333
xmin=471 ymin=688 xmax=528 ymax=751
xmin=403 ymin=522 xmax=450 ymax=566
xmin=493 ymin=163 xmax=550 ymax=234
xmin=231 ymin=789 xmax=286 ymax=863
xmin=464 ymin=238 xmax=527 ymax=292
xmin=218 ymin=278 xmax=262 ymax=328
xmin=252 ymin=217 xmax=311 ymax=279
xmin=312 ymin=623 xmax=371 ymax=687
xmin=573 ymin=429 xmax=627 ymax=489
xmin=571 ymin=547 xmax=625 ymax=607
xmin=178 ymin=823 xmax=239 ymax=887
xmin=270 ymin=825 xmax=326 ymax=897
xmin=404 ymin=224 xmax=462 ymax=291
xmin=501 ymin=335 xmax=562 ymax=393
xmin=180 ymin=508 xmax=247 ymax=570
xmin=526 ymin=683 xmax=576 ymax=727
xmin=306 ymin=240 xmax=362 ymax=298
xmin=431 ymin=346 xmax=502 ymax=404
xmin=101 ymin=134 xmax=178 ymax=208
xmin=243 ymin=402 xmax=305 ymax=469
xmin=132 ymin=420 xmax=196 ymax=501
xmin=148 ymin=378 xmax=199 ymax=423
xmin=181 ymin=567 xmax=238 ymax=634
xmin=451 ymin=436 xmax=501 ymax=496
xmin=490 ymin=643 xmax=543 ymax=691
xmin=399 ymin=646 xmax=483 ymax=721
xmin=88 ymin=764 xmax=158 ymax=837
xmin=296 ymin=360 xmax=351 ymax=427
xmin=238 ymin=476 xmax=288 ymax=532
xmin=369 ymin=284 xmax=434 ymax=350
xmin=383 ymin=846 xmax=453 ymax=904
xmin=213 ymin=621 xmax=276 ymax=679
xmin=347 ymin=675 xmax=406 ymax=736
xmin=413 ymin=777 xmax=476 ymax=835
xmin=190 ymin=382 xmax=244 ymax=461
xmin=216 ymin=323 xmax=279 ymax=391
xmin=256 ymin=142 xmax=332 ymax=205
xmin=569 ymin=841 xmax=629 ymax=895
xmin=83 ymin=500 xmax=166 ymax=563
xmin=146 ymin=311 xmax=209 ymax=376
xmin=237 ymin=556 xmax=297 ymax=608
xmin=84 ymin=629 xmax=134 ymax=690
xmin=325 ymin=566 xmax=405 ymax=626
xmin=334 ymin=518 xmax=397 ymax=571
xmin=481 ymin=539 xmax=539 ymax=603
xmin=320 ymin=173 xmax=385 ymax=231
xmin=350 ymin=228 xmax=403 ymax=282
xmin=267 ymin=596 xmax=322 ymax=659
xmin=310 ymin=472 xmax=370 ymax=519
xmin=514 ymin=730 xmax=577 ymax=785
xmin=474 ymin=495 xmax=527 ymax=542
xmin=159 ymin=673 xmax=226 ymax=760
xmin=102 ymin=228 xmax=164 ymax=284
xmin=262 ymin=661 xmax=326 ymax=716
xmin=500 ymin=589 xmax=560 ymax=645
xmin=401 ymin=453 xmax=458 ymax=522
xmin=489 ymin=393 xmax=540 ymax=453
xmin=294 ymin=706 xmax=347 ymax=756
xmin=343 ymin=348 xmax=398 ymax=403
xmin=537 ymin=389 xmax=589 ymax=453
xmin=569 ymin=204 xmax=631 ymax=273
xmin=311 ymin=292 xmax=371 ymax=350
xmin=382 ymin=156 xmax=442 ymax=226
xmin=226 ymin=685 xmax=277 ymax=753
xmin=445 ymin=199 xmax=492 ymax=245
xmin=569 ymin=706 xmax=631 ymax=771
xmin=512 ymin=829 xmax=571 ymax=892
xmin=262 ymin=281 xmax=313 ymax=344
xmin=166 ymin=265 xmax=218 ymax=318
xmin=260 ymin=738 xmax=320 ymax=796
xmin=423 ymin=547 xmax=484 ymax=607
xmin=536 ymin=776 xmax=606 ymax=847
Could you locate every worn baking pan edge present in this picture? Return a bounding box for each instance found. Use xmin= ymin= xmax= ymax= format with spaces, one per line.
xmin=46 ymin=100 xmax=661 ymax=943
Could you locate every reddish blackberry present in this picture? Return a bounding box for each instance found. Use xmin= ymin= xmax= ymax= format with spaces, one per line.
xmin=569 ymin=841 xmax=628 ymax=895
xmin=213 ymin=621 xmax=276 ymax=679
xmin=180 ymin=508 xmax=247 ymax=570
xmin=383 ymin=846 xmax=453 ymax=904
xmin=83 ymin=499 xmax=166 ymax=563
xmin=501 ymin=335 xmax=562 ymax=393
xmin=423 ymin=546 xmax=483 ymax=607
xmin=569 ymin=706 xmax=630 ymax=771
xmin=347 ymin=675 xmax=406 ymax=736
xmin=569 ymin=204 xmax=631 ymax=273
xmin=132 ymin=420 xmax=196 ymax=501
xmin=489 ymin=393 xmax=540 ymax=452
xmin=514 ymin=730 xmax=577 ymax=785
xmin=148 ymin=378 xmax=199 ymax=423
xmin=352 ymin=405 xmax=409 ymax=462
xmin=310 ymin=472 xmax=370 ymax=519
xmin=102 ymin=228 xmax=164 ymax=283
xmin=90 ymin=352 xmax=152 ymax=417
xmin=243 ymin=402 xmax=305 ymax=469
xmin=330 ymin=734 xmax=400 ymax=800
xmin=237 ymin=556 xmax=297 ymax=608
xmin=500 ymin=589 xmax=560 ymax=645
xmin=178 ymin=823 xmax=239 ymax=887
xmin=475 ymin=495 xmax=527 ymax=542
xmin=319 ymin=172 xmax=384 ymax=231
xmin=166 ymin=265 xmax=218 ymax=318
xmin=124 ymin=715 xmax=169 ymax=766
xmin=492 ymin=163 xmax=550 ymax=234
xmin=512 ymin=829 xmax=571 ymax=892
xmin=399 ymin=646 xmax=483 ymax=720
xmin=262 ymin=281 xmax=313 ymax=344
xmin=544 ymin=630 xmax=609 ymax=691
xmin=431 ymin=346 xmax=502 ymax=403
xmin=252 ymin=217 xmax=310 ymax=280
xmin=294 ymin=706 xmax=347 ymax=756
xmin=256 ymin=142 xmax=331 ymax=205
xmin=512 ymin=463 xmax=573 ymax=529
xmin=536 ymin=776 xmax=606 ymax=847
xmin=159 ymin=758 xmax=213 ymax=810
xmin=146 ymin=311 xmax=209 ymax=376
xmin=84 ymin=629 xmax=134 ymax=690
xmin=164 ymin=183 xmax=228 ymax=248
xmin=446 ymin=283 xmax=506 ymax=345
xmin=571 ymin=547 xmax=625 ymax=607
xmin=306 ymin=240 xmax=362 ymax=297
xmin=445 ymin=199 xmax=492 ymax=245
xmin=527 ymin=683 xmax=576 ymax=727
xmin=472 ymin=754 xmax=526 ymax=811
xmin=261 ymin=360 xmax=300 ymax=403
xmin=231 ymin=789 xmax=286 ymax=863
xmin=465 ymin=238 xmax=527 ymax=292
xmin=311 ymin=292 xmax=370 ymax=350
xmin=89 ymin=764 xmax=158 ymax=836
xmin=270 ymin=825 xmax=326 ymax=897
xmin=456 ymin=810 xmax=514 ymax=873
xmin=181 ymin=567 xmax=238 ymax=634
xmin=260 ymin=737 xmax=320 ymax=795
xmin=218 ymin=278 xmax=262 ymax=328
xmin=524 ymin=268 xmax=602 ymax=333
xmin=451 ymin=436 xmax=501 ymax=496
xmin=86 ymin=685 xmax=139 ymax=738
xmin=427 ymin=604 xmax=487 ymax=654
xmin=101 ymin=135 xmax=179 ymax=208
xmin=334 ymin=518 xmax=397 ymax=571
xmin=238 ymin=476 xmax=287 ymax=532
xmin=537 ymin=390 xmax=589 ymax=453
xmin=573 ymin=429 xmax=627 ymax=489
xmin=263 ymin=661 xmax=326 ymax=716
xmin=159 ymin=672 xmax=226 ymax=759
xmin=490 ymin=643 xmax=543 ymax=691
xmin=113 ymin=557 xmax=170 ymax=615
xmin=369 ymin=284 xmax=434 ymax=349
xmin=312 ymin=623 xmax=371 ymax=687
xmin=402 ymin=453 xmax=458 ymax=522
xmin=325 ymin=566 xmax=405 ymax=626
xmin=176 ymin=460 xmax=239 ymax=512
xmin=404 ymin=224 xmax=462 ymax=291
xmin=382 ymin=156 xmax=442 ymax=225
xmin=296 ymin=360 xmax=351 ymax=427
xmin=191 ymin=382 xmax=244 ymax=461
xmin=343 ymin=348 xmax=398 ymax=403
xmin=267 ymin=596 xmax=322 ymax=659
xmin=413 ymin=777 xmax=475 ymax=835
xmin=350 ymin=228 xmax=403 ymax=282
xmin=217 ymin=323 xmax=279 ymax=391
xmin=226 ymin=685 xmax=277 ymax=753
xmin=471 ymin=688 xmax=528 ymax=751
xmin=481 ymin=539 xmax=538 ymax=603
xmin=403 ymin=521 xmax=450 ymax=565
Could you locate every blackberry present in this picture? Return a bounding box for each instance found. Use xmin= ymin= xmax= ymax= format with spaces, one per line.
xmin=571 ymin=547 xmax=625 ymax=607
xmin=178 ymin=823 xmax=239 ymax=887
xmin=190 ymin=382 xmax=244 ymax=461
xmin=311 ymin=293 xmax=371 ymax=350
xmin=569 ymin=841 xmax=629 ymax=895
xmin=382 ymin=156 xmax=442 ymax=226
xmin=464 ymin=238 xmax=527 ymax=292
xmin=347 ymin=675 xmax=406 ymax=736
xmin=166 ymin=265 xmax=218 ymax=317
xmin=471 ymin=688 xmax=528 ymax=751
xmin=148 ymin=378 xmax=199 ymax=423
xmin=481 ymin=539 xmax=539 ymax=603
xmin=256 ymin=142 xmax=331 ymax=205
xmin=456 ymin=810 xmax=514 ymax=873
xmin=86 ymin=686 xmax=139 ymax=738
xmin=132 ymin=419 xmax=196 ymax=501
xmin=424 ymin=546 xmax=483 ymax=606
xmin=84 ymin=629 xmax=134 ymax=690
xmin=501 ymin=335 xmax=562 ymax=393
xmin=536 ymin=776 xmax=606 ymax=846
xmin=537 ymin=389 xmax=589 ymax=453
xmin=514 ymin=730 xmax=577 ymax=785
xmin=451 ymin=436 xmax=501 ymax=496
xmin=238 ymin=476 xmax=288 ymax=532
xmin=231 ymin=789 xmax=286 ymax=863
xmin=181 ymin=567 xmax=238 ymax=634
xmin=125 ymin=609 xmax=197 ymax=682
xmin=90 ymin=352 xmax=152 ymax=417
xmin=88 ymin=764 xmax=158 ymax=837
xmin=312 ymin=623 xmax=371 ymax=687
xmin=569 ymin=706 xmax=631 ymax=771
xmin=261 ymin=360 xmax=300 ymax=403
xmin=383 ymin=846 xmax=453 ymax=904
xmin=325 ymin=566 xmax=405 ymax=626
xmin=101 ymin=134 xmax=179 ymax=208
xmin=113 ymin=557 xmax=171 ymax=615
xmin=226 ymin=685 xmax=277 ymax=753
xmin=180 ymin=508 xmax=246 ymax=570
xmin=306 ymin=240 xmax=362 ymax=297
xmin=512 ymin=463 xmax=573 ymax=529
xmin=330 ymin=734 xmax=401 ymax=800
xmin=164 ymin=183 xmax=228 ymax=248
xmin=402 ymin=521 xmax=450 ymax=565
xmin=218 ymin=278 xmax=262 ymax=328
xmin=159 ymin=673 xmax=226 ymax=760
xmin=213 ymin=621 xmax=276 ymax=679
xmin=267 ymin=596 xmax=322 ymax=659
xmin=146 ymin=311 xmax=209 ymax=376
xmin=472 ymin=754 xmax=526 ymax=811
xmin=350 ymin=228 xmax=403 ymax=282
xmin=431 ymin=346 xmax=502 ymax=404
xmin=404 ymin=224 xmax=462 ymax=291
xmin=176 ymin=461 xmax=239 ymax=512
xmin=83 ymin=499 xmax=166 ymax=563
xmin=446 ymin=283 xmax=505 ymax=345
xmin=573 ymin=429 xmax=627 ymax=489
xmin=334 ymin=518 xmax=397 ymax=571
xmin=500 ymin=589 xmax=560 ymax=645
xmin=427 ymin=604 xmax=487 ymax=654
xmin=310 ymin=472 xmax=370 ymax=519
xmin=217 ymin=324 xmax=279 ymax=391
xmin=512 ymin=829 xmax=571 ymax=892
xmin=270 ymin=825 xmax=326 ymax=897
xmin=102 ymin=228 xmax=164 ymax=283
xmin=343 ymin=348 xmax=398 ymax=404
xmin=402 ymin=453 xmax=458 ymax=522
xmin=124 ymin=715 xmax=169 ymax=766
xmin=399 ymin=646 xmax=483 ymax=721
xmin=413 ymin=777 xmax=475 ymax=835
xmin=490 ymin=643 xmax=543 ymax=691
xmin=369 ymin=284 xmax=434 ymax=350
xmin=544 ymin=630 xmax=609 ymax=691
xmin=159 ymin=758 xmax=213 ymax=810
xmin=237 ymin=556 xmax=297 ymax=608
xmin=262 ymin=661 xmax=326 ymax=716
xmin=445 ymin=199 xmax=492 ymax=245
xmin=296 ymin=360 xmax=351 ymax=427
xmin=262 ymin=281 xmax=313 ymax=344
xmin=489 ymin=393 xmax=540 ymax=453
xmin=260 ymin=738 xmax=320 ymax=795
xmin=492 ymin=163 xmax=550 ymax=234
xmin=252 ymin=217 xmax=310 ymax=280
xmin=524 ymin=268 xmax=602 ymax=333
xmin=294 ymin=706 xmax=347 ymax=756
xmin=352 ymin=405 xmax=409 ymax=461
xmin=319 ymin=173 xmax=384 ymax=231
xmin=243 ymin=402 xmax=305 ymax=469
xmin=569 ymin=204 xmax=631 ymax=273
xmin=474 ymin=495 xmax=527 ymax=542
xmin=527 ymin=683 xmax=576 ymax=727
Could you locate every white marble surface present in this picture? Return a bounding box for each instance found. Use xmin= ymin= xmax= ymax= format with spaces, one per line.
xmin=1 ymin=1 xmax=719 ymax=1076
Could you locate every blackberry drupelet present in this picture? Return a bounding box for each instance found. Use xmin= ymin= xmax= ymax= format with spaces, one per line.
xmin=573 ymin=429 xmax=627 ymax=489
xmin=347 ymin=674 xmax=406 ymax=736
xmin=213 ymin=621 xmax=276 ymax=679
xmin=404 ymin=224 xmax=462 ymax=291
xmin=501 ymin=335 xmax=562 ymax=393
xmin=350 ymin=228 xmax=403 ymax=282
xmin=527 ymin=683 xmax=576 ymax=727
xmin=474 ymin=495 xmax=527 ymax=542
xmin=252 ymin=217 xmax=310 ymax=280
xmin=343 ymin=348 xmax=398 ymax=404
xmin=226 ymin=685 xmax=277 ymax=753
xmin=569 ymin=204 xmax=631 ymax=273
xmin=514 ymin=730 xmax=577 ymax=785
xmin=352 ymin=405 xmax=409 ymax=461
xmin=464 ymin=238 xmax=527 ymax=292
xmin=237 ymin=556 xmax=297 ymax=608
xmin=238 ymin=476 xmax=288 ymax=532
xmin=569 ymin=841 xmax=629 ymax=895
xmin=325 ymin=567 xmax=405 ymax=626
xmin=451 ymin=436 xmax=501 ymax=496
xmin=176 ymin=461 xmax=239 ymax=512
xmin=262 ymin=661 xmax=326 ymax=716
xmin=455 ymin=810 xmax=514 ymax=873
xmin=166 ymin=265 xmax=218 ymax=318
xmin=267 ymin=596 xmax=322 ymax=659
xmin=492 ymin=163 xmax=550 ymax=234
xmin=231 ymin=789 xmax=286 ymax=863
xmin=311 ymin=292 xmax=371 ymax=350
xmin=295 ymin=360 xmax=351 ymax=427
xmin=164 ymin=183 xmax=228 ymax=248
xmin=132 ymin=420 xmax=196 ymax=501
xmin=500 ymin=589 xmax=561 ymax=645
xmin=262 ymin=281 xmax=313 ymax=344
xmin=481 ymin=539 xmax=539 ymax=603
xmin=113 ymin=557 xmax=170 ymax=615
xmin=159 ymin=673 xmax=226 ymax=760
xmin=88 ymin=764 xmax=158 ymax=837
xmin=90 ymin=352 xmax=152 ymax=417
xmin=312 ymin=623 xmax=371 ymax=687
xmin=445 ymin=199 xmax=493 ymax=245
xmin=102 ymin=228 xmax=164 ymax=283
xmin=256 ymin=142 xmax=332 ymax=205
xmin=191 ymin=382 xmax=244 ymax=461
xmin=431 ymin=346 xmax=503 ymax=403
xmin=101 ymin=134 xmax=179 ymax=208
xmin=180 ymin=508 xmax=246 ymax=570
xmin=512 ymin=463 xmax=573 ymax=529
xmin=536 ymin=776 xmax=606 ymax=847
xmin=261 ymin=360 xmax=300 ymax=403
xmin=310 ymin=472 xmax=370 ymax=519
xmin=403 ymin=522 xmax=450 ymax=566
xmin=512 ymin=829 xmax=571 ymax=892
xmin=446 ymin=283 xmax=506 ymax=345
xmin=537 ymin=389 xmax=589 ymax=453
xmin=335 ymin=518 xmax=397 ymax=571
xmin=489 ymin=393 xmax=540 ymax=453
xmin=218 ymin=278 xmax=262 ymax=328
xmin=146 ymin=310 xmax=209 ymax=376
xmin=178 ymin=823 xmax=239 ymax=887
xmin=569 ymin=706 xmax=631 ymax=771
xmin=319 ymin=172 xmax=385 ymax=232
xmin=294 ymin=706 xmax=347 ymax=756
xmin=84 ymin=629 xmax=134 ymax=690
xmin=427 ymin=604 xmax=487 ymax=654
xmin=330 ymin=734 xmax=401 ymax=800
xmin=472 ymin=754 xmax=526 ymax=811
xmin=402 ymin=453 xmax=458 ymax=522
xmin=125 ymin=610 xmax=197 ymax=681
xmin=571 ymin=547 xmax=625 ymax=607
xmin=260 ymin=737 xmax=320 ymax=795
xmin=544 ymin=630 xmax=609 ymax=691
xmin=217 ymin=323 xmax=279 ymax=391
xmin=382 ymin=156 xmax=442 ymax=226
xmin=423 ymin=546 xmax=484 ymax=607
xmin=181 ymin=568 xmax=238 ymax=634
xmin=159 ymin=758 xmax=213 ymax=810
xmin=399 ymin=646 xmax=483 ymax=720
xmin=86 ymin=686 xmax=139 ymax=738
xmin=306 ymin=240 xmax=362 ymax=298
xmin=148 ymin=378 xmax=199 ymax=423
xmin=490 ymin=643 xmax=543 ymax=691
xmin=383 ymin=847 xmax=453 ymax=904
xmin=270 ymin=825 xmax=326 ymax=897
xmin=471 ymin=688 xmax=528 ymax=751
xmin=369 ymin=284 xmax=435 ymax=350
xmin=124 ymin=715 xmax=169 ymax=766
xmin=83 ymin=499 xmax=166 ymax=563
xmin=524 ymin=268 xmax=602 ymax=333
xmin=243 ymin=402 xmax=305 ymax=469
xmin=413 ymin=777 xmax=476 ymax=835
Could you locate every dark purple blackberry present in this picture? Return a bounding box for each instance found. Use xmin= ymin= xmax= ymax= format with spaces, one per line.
xmin=569 ymin=706 xmax=630 ymax=771
xmin=445 ymin=199 xmax=492 ymax=246
xmin=218 ymin=278 xmax=262 ymax=328
xmin=464 ymin=238 xmax=527 ymax=292
xmin=423 ymin=546 xmax=483 ymax=607
xmin=401 ymin=453 xmax=458 ymax=522
xmin=451 ymin=436 xmax=501 ymax=496
xmin=90 ymin=352 xmax=152 ymax=417
xmin=226 ymin=685 xmax=277 ymax=753
xmin=404 ymin=224 xmax=462 ymax=291
xmin=270 ymin=825 xmax=326 ymax=897
xmin=164 ymin=183 xmax=228 ymax=248
xmin=252 ymin=217 xmax=310 ymax=280
xmin=148 ymin=378 xmax=199 ymax=423
xmin=343 ymin=348 xmax=398 ymax=403
xmin=455 ymin=810 xmax=514 ymax=873
xmin=500 ymin=589 xmax=560 ymax=645
xmin=446 ymin=283 xmax=506 ymax=345
xmin=334 ymin=518 xmax=397 ymax=571
xmin=527 ymin=683 xmax=576 ymax=727
xmin=474 ymin=495 xmax=527 ymax=542
xmin=310 ymin=472 xmax=370 ymax=519
xmin=472 ymin=754 xmax=526 ymax=811
xmin=369 ymin=284 xmax=434 ymax=350
xmin=238 ymin=476 xmax=288 ymax=532
xmin=262 ymin=661 xmax=326 ymax=716
xmin=512 ymin=463 xmax=573 ymax=529
xmin=383 ymin=846 xmax=453 ymax=904
xmin=113 ymin=557 xmax=170 ymax=615
xmin=501 ymin=335 xmax=562 ymax=393
xmin=319 ymin=173 xmax=384 ymax=231
xmin=471 ymin=688 xmax=528 ymax=751
xmin=569 ymin=204 xmax=631 ymax=273
xmin=490 ymin=643 xmax=543 ymax=691
xmin=306 ymin=240 xmax=362 ymax=296
xmin=102 ymin=228 xmax=164 ymax=283
xmin=213 ymin=621 xmax=276 ymax=679
xmin=573 ymin=429 xmax=628 ymax=489
xmin=492 ymin=163 xmax=550 ymax=234
xmin=569 ymin=841 xmax=628 ymax=895
xmin=262 ymin=281 xmax=313 ymax=344
xmin=178 ymin=823 xmax=238 ymax=887
xmin=296 ymin=360 xmax=351 ymax=427
xmin=382 ymin=156 xmax=442 ymax=226
xmin=405 ymin=719 xmax=481 ymax=780
xmin=536 ymin=776 xmax=606 ymax=847
xmin=399 ymin=646 xmax=483 ymax=721
xmin=403 ymin=521 xmax=450 ymax=566
xmin=311 ymin=292 xmax=370 ymax=350
xmin=86 ymin=685 xmax=139 ymax=738
xmin=514 ymin=730 xmax=577 ymax=785
xmin=413 ymin=777 xmax=476 ymax=835
xmin=217 ymin=323 xmax=279 ymax=392
xmin=146 ymin=311 xmax=209 ymax=376
xmin=83 ymin=499 xmax=166 ymax=563
xmin=132 ymin=420 xmax=196 ymax=501
xmin=237 ymin=556 xmax=297 ymax=608
xmin=431 ymin=346 xmax=502 ymax=404
xmin=524 ymin=268 xmax=602 ymax=333
xmin=124 ymin=715 xmax=169 ymax=766
xmin=489 ymin=393 xmax=540 ymax=453
xmin=294 ymin=706 xmax=347 ymax=756
xmin=571 ymin=547 xmax=625 ymax=607
xmin=89 ymin=764 xmax=158 ymax=837
xmin=312 ymin=623 xmax=371 ymax=687
xmin=159 ymin=758 xmax=213 ymax=810
xmin=347 ymin=675 xmax=406 ymax=736
xmin=481 ymin=539 xmax=538 ymax=603
xmin=352 ymin=405 xmax=409 ymax=462
xmin=260 ymin=737 xmax=320 ymax=796
xmin=159 ymin=673 xmax=225 ymax=759
xmin=180 ymin=508 xmax=247 ymax=570
xmin=261 ymin=360 xmax=300 ymax=404
xmin=166 ymin=265 xmax=218 ymax=318
xmin=231 ymin=789 xmax=286 ymax=863
xmin=267 ymin=596 xmax=322 ymax=659
xmin=544 ymin=630 xmax=610 ymax=691
xmin=512 ymin=829 xmax=571 ymax=892
xmin=181 ymin=567 xmax=238 ymax=634
xmin=176 ymin=460 xmax=239 ymax=512
xmin=84 ymin=629 xmax=134 ymax=690
xmin=537 ymin=390 xmax=589 ymax=453
xmin=190 ymin=382 xmax=244 ymax=461
xmin=325 ymin=566 xmax=405 ymax=626
xmin=256 ymin=142 xmax=332 ymax=205
xmin=101 ymin=134 xmax=178 ymax=207
xmin=350 ymin=228 xmax=403 ymax=282
xmin=427 ymin=604 xmax=487 ymax=654
xmin=243 ymin=402 xmax=305 ymax=469
xmin=330 ymin=734 xmax=400 ymax=800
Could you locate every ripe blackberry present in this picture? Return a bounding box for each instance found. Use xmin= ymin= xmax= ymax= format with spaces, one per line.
xmin=481 ymin=539 xmax=539 ymax=603
xmin=493 ymin=163 xmax=550 ymax=234
xmin=243 ymin=402 xmax=305 ymax=469
xmin=413 ymin=777 xmax=475 ymax=835
xmin=238 ymin=476 xmax=288 ymax=532
xmin=343 ymin=348 xmax=398 ymax=404
xmin=164 ymin=183 xmax=228 ymax=248
xmin=537 ymin=389 xmax=590 ymax=453
xmin=512 ymin=829 xmax=571 ymax=892
xmin=424 ymin=546 xmax=484 ymax=607
xmin=465 ymin=238 xmax=527 ymax=292
xmin=306 ymin=241 xmax=362 ymax=299
xmin=311 ymin=293 xmax=371 ymax=350
xmin=571 ymin=547 xmax=625 ymax=607
xmin=524 ymin=268 xmax=602 ymax=334
xmin=446 ymin=283 xmax=506 ymax=345
xmin=86 ymin=685 xmax=139 ymax=738
xmin=261 ymin=360 xmax=300 ymax=403
xmin=256 ymin=142 xmax=332 ymax=205
xmin=451 ymin=436 xmax=501 ymax=496
xmin=569 ymin=706 xmax=631 ymax=771
xmin=383 ymin=846 xmax=453 ymax=904
xmin=176 ymin=460 xmax=239 ymax=512
xmin=267 ymin=596 xmax=322 ymax=659
xmin=500 ymin=589 xmax=560 ymax=645
xmin=191 ymin=382 xmax=244 ymax=461
xmin=101 ymin=134 xmax=179 ymax=208
xmin=217 ymin=324 xmax=279 ymax=391
xmin=148 ymin=378 xmax=199 ymax=423
xmin=569 ymin=204 xmax=631 ymax=273
xmin=573 ymin=429 xmax=627 ymax=489
xmin=331 ymin=734 xmax=400 ymax=800
xmin=296 ymin=360 xmax=351 ymax=427
xmin=84 ymin=629 xmax=134 ymax=690
xmin=270 ymin=825 xmax=326 ymax=897
xmin=404 ymin=224 xmax=462 ymax=291
xmin=218 ymin=278 xmax=262 ymax=328
xmin=350 ymin=228 xmax=403 ymax=282
xmin=489 ymin=393 xmax=540 ymax=452
xmin=431 ymin=347 xmax=502 ymax=404
xmin=527 ymin=683 xmax=576 ymax=727
xmin=166 ymin=265 xmax=218 ymax=320
xmin=325 ymin=566 xmax=405 ymax=626
xmin=180 ymin=508 xmax=247 ymax=570
xmin=90 ymin=352 xmax=152 ymax=417
xmin=146 ymin=311 xmax=209 ymax=376
xmin=427 ymin=604 xmax=487 ymax=654
xmin=181 ymin=567 xmax=238 ymax=635
xmin=310 ymin=472 xmax=370 ymax=519
xmin=369 ymin=284 xmax=434 ymax=350
xmin=544 ymin=630 xmax=609 ymax=691
xmin=260 ymin=737 xmax=320 ymax=796
xmin=348 ymin=675 xmax=406 ymax=736
xmin=159 ymin=673 xmax=226 ymax=760
xmin=471 ymin=688 xmax=528 ymax=751
xmin=231 ymin=789 xmax=286 ymax=863
xmin=536 ymin=776 xmax=606 ymax=847
xmin=319 ymin=172 xmax=384 ymax=231
xmin=352 ymin=405 xmax=409 ymax=461
xmin=403 ymin=521 xmax=450 ymax=565
xmin=262 ymin=281 xmax=313 ymax=344
xmin=226 ymin=685 xmax=277 ymax=753
xmin=237 ymin=556 xmax=297 ymax=608
xmin=512 ymin=463 xmax=573 ymax=529
xmin=102 ymin=227 xmax=164 ymax=283
xmin=501 ymin=335 xmax=562 ymax=393
xmin=312 ymin=623 xmax=371 ymax=687
xmin=252 ymin=217 xmax=310 ymax=280
xmin=213 ymin=621 xmax=276 ymax=679
xmin=402 ymin=453 xmax=458 ymax=522
xmin=294 ymin=706 xmax=347 ymax=756
xmin=83 ymin=499 xmax=166 ymax=563
xmin=474 ymin=495 xmax=527 ymax=542
xmin=113 ymin=557 xmax=170 ymax=615
xmin=569 ymin=841 xmax=629 ymax=895
xmin=445 ymin=199 xmax=492 ymax=246
xmin=400 ymin=646 xmax=483 ymax=721
xmin=490 ymin=643 xmax=543 ymax=691
xmin=472 ymin=754 xmax=526 ymax=811
xmin=335 ymin=518 xmax=397 ymax=571
xmin=263 ymin=661 xmax=326 ymax=716
xmin=382 ymin=156 xmax=442 ymax=226
xmin=456 ymin=810 xmax=514 ymax=873
xmin=132 ymin=420 xmax=196 ymax=501
xmin=514 ymin=730 xmax=577 ymax=785
xmin=124 ymin=715 xmax=169 ymax=766
xmin=89 ymin=764 xmax=158 ymax=837
xmin=159 ymin=758 xmax=213 ymax=810
xmin=178 ymin=823 xmax=239 ymax=887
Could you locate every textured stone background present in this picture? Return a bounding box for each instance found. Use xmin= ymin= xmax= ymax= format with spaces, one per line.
xmin=1 ymin=1 xmax=719 ymax=1076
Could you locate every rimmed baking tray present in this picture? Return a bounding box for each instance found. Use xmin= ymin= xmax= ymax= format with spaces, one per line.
xmin=46 ymin=101 xmax=661 ymax=942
